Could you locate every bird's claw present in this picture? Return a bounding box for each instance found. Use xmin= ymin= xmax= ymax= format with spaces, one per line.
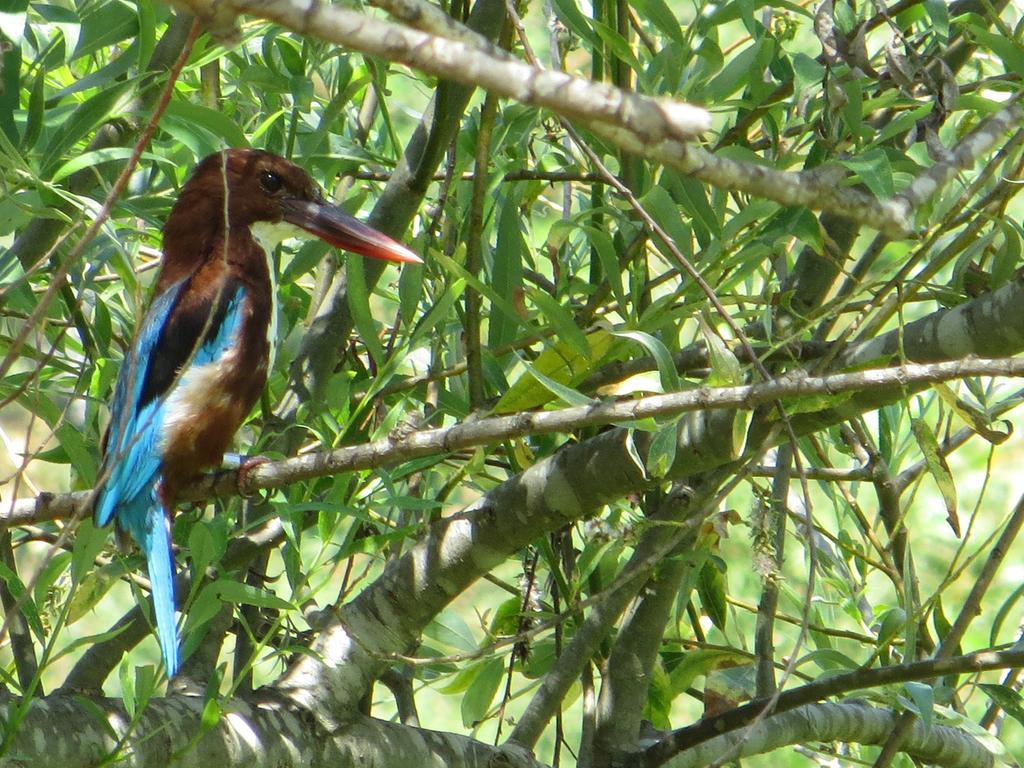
xmin=237 ymin=456 xmax=270 ymax=498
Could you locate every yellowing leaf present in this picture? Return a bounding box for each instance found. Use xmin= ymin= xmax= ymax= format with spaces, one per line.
xmin=494 ymin=329 xmax=613 ymax=414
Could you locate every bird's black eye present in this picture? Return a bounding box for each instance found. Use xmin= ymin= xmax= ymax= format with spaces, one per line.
xmin=259 ymin=170 xmax=283 ymax=195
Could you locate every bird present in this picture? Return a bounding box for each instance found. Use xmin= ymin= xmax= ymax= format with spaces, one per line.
xmin=94 ymin=149 xmax=420 ymax=676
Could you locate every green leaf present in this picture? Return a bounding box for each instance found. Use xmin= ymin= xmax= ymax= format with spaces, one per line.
xmin=424 ymin=614 xmax=478 ymax=654
xmin=460 ymin=657 xmax=504 ymax=728
xmin=119 ymin=657 xmax=137 ymax=719
xmin=51 ymin=149 xmax=166 ymax=184
xmin=592 ymin=20 xmax=642 ymax=73
xmin=185 ymin=582 xmax=222 ymax=629
xmin=48 ymin=42 xmax=136 ymax=101
xmin=840 ymin=149 xmax=895 ymax=200
xmin=624 ymin=429 xmax=647 ymax=479
xmin=513 ymin=351 xmax=597 ymax=408
xmin=22 ymin=62 xmax=45 ymax=151
xmin=133 ymin=664 xmax=157 ymax=714
xmin=489 ymin=188 xmax=526 ymax=350
xmin=698 ymin=558 xmax=728 ymax=631
xmin=787 ymin=207 xmax=824 ymax=255
xmin=200 ymin=697 xmax=222 ymax=731
xmin=70 ymin=519 xmax=107 ymax=584
xmin=0 ymin=561 xmax=44 ymax=640
xmin=527 ymin=287 xmax=590 ymax=359
xmin=614 ymin=330 xmax=681 ymax=393
xmin=74 ymin=0 xmax=137 ymax=60
xmin=398 ymin=261 xmax=426 ymax=329
xmin=489 ymin=597 xmax=525 ymax=637
xmin=435 ymin=252 xmax=526 ymax=345
xmin=345 ymin=256 xmax=385 ymax=365
xmin=903 ymin=682 xmax=934 ymax=733
xmin=32 ymin=551 xmax=72 ymax=620
xmin=641 ymin=186 xmax=694 ymax=264
xmin=42 ymin=81 xmax=133 ymax=171
xmin=67 ymin=565 xmax=119 ymax=624
xmin=215 ymin=580 xmax=294 ymax=611
xmin=495 ymin=329 xmax=612 ymax=413
xmin=875 ymin=607 xmax=906 ymax=648
xmin=792 ymin=53 xmax=825 ymax=95
xmin=646 ymin=422 xmax=678 ymax=479
xmin=409 ymin=278 xmax=464 ymax=346
xmin=705 ymin=40 xmax=772 ymax=103
xmin=667 ymin=648 xmax=750 ymax=695
xmin=980 ymin=684 xmax=1024 ymax=728
xmin=163 ymin=101 xmax=250 ymax=148
xmin=699 ymin=317 xmax=742 ymax=387
xmin=580 ymin=225 xmax=625 ymax=307
xmin=839 ymin=77 xmax=864 ymax=141
xmin=868 ymin=103 xmax=933 ymax=148
xmin=630 ymin=0 xmax=683 ymax=44
xmin=994 ymin=220 xmax=1022 ymax=288
xmin=911 ymin=418 xmax=959 ymax=536
xmin=923 ymin=0 xmax=949 ymax=37
xmin=135 ymin=0 xmax=156 ymax=69
xmin=574 ymin=539 xmax=622 ymax=593
xmin=645 ymin=663 xmax=674 ymax=729
xmin=0 ymin=16 xmax=22 ymax=144
xmin=54 ymin=420 xmax=97 ymax=482
xmin=967 ymin=26 xmax=1024 ymax=78
xmin=189 ymin=522 xmax=217 ymax=579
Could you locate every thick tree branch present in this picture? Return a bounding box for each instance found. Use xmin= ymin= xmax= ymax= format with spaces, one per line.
xmin=0 ymin=693 xmax=544 ymax=768
xmin=590 ymin=488 xmax=705 ymax=762
xmin=269 ymin=415 xmax=735 ymax=725
xmin=510 ymin=485 xmax=710 ymax=751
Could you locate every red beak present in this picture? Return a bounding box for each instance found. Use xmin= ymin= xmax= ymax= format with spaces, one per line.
xmin=282 ymin=199 xmax=422 ymax=264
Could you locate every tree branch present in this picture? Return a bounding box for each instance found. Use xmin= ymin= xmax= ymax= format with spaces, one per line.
xmin=284 ymin=0 xmax=506 ymax=407
xmin=638 ymin=647 xmax=1024 ymax=765
xmin=10 ymin=356 xmax=1024 ymax=528
xmin=510 ymin=485 xmax=709 ymax=751
xmin=173 ymin=0 xmax=709 ymax=143
xmin=0 ymin=692 xmax=545 ymax=768
xmin=641 ymin=701 xmax=993 ymax=768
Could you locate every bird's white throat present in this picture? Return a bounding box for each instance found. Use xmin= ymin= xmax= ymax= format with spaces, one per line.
xmin=248 ymin=221 xmax=306 ymax=372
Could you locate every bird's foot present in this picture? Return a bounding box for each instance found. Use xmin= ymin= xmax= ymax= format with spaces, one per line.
xmin=236 ymin=455 xmax=270 ymax=498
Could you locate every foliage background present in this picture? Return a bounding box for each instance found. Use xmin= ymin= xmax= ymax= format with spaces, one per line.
xmin=2 ymin=0 xmax=1024 ymax=766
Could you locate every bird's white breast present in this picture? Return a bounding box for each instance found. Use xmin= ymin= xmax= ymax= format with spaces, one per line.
xmin=161 ymin=347 xmax=242 ymax=454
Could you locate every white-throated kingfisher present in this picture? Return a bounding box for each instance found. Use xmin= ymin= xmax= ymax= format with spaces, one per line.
xmin=95 ymin=149 xmax=420 ymax=676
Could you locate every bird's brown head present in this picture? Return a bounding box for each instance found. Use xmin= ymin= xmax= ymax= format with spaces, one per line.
xmin=159 ymin=149 xmax=419 ymax=288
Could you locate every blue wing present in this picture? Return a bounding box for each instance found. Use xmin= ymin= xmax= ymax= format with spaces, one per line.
xmin=95 ymin=280 xmax=186 ymax=527
xmin=95 ymin=277 xmax=246 ymax=676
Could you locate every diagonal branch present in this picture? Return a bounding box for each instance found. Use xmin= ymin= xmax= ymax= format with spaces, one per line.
xmin=172 ymin=0 xmax=710 ymax=143
xmin=171 ymin=0 xmax=923 ymax=236
xmin=639 ymin=647 xmax=1024 ymax=766
xmin=641 ymin=702 xmax=993 ymax=768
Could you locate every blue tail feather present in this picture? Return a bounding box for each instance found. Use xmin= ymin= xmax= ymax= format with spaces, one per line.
xmin=139 ymin=504 xmax=179 ymax=676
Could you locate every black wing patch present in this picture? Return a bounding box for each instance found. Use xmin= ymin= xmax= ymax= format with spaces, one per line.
xmin=137 ymin=276 xmax=244 ymax=410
